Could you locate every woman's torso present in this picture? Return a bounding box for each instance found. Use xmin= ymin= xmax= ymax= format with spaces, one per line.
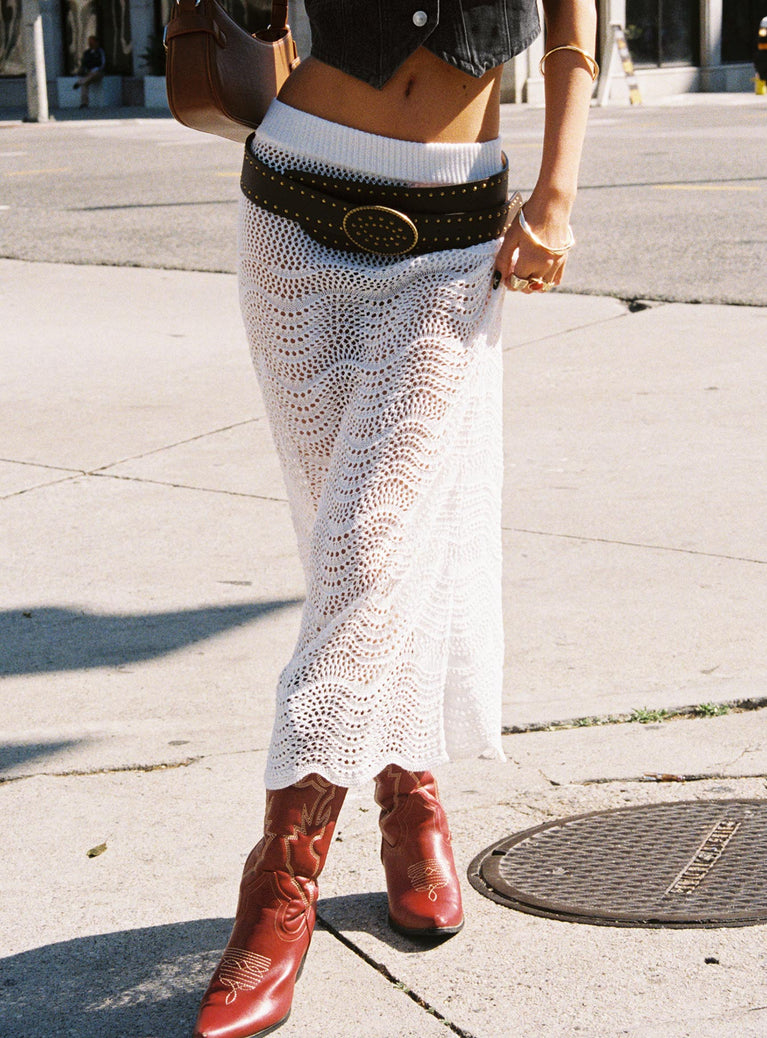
xmin=277 ymin=49 xmax=503 ymax=145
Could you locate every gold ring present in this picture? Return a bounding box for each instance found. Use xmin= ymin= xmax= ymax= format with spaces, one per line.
xmin=508 ymin=273 xmax=531 ymax=291
xmin=529 ymin=277 xmax=554 ymax=293
xmin=509 ymin=273 xmax=554 ymax=293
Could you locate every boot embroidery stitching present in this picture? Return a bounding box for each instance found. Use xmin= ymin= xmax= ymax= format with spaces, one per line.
xmin=273 ymin=872 xmax=315 ymax=940
xmin=217 ymin=947 xmax=272 ymax=1004
xmin=407 ymin=859 xmax=450 ymax=902
xmin=263 ymin=780 xmax=334 ymax=890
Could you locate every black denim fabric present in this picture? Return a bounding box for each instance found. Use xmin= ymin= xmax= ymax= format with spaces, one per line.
xmin=304 ymin=0 xmax=541 ymax=88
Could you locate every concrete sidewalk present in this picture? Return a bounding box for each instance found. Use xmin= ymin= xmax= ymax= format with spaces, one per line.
xmin=1 ymin=259 xmax=766 ymax=1037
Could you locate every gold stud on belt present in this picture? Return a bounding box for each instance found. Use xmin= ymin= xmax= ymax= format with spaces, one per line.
xmin=342 ymin=205 xmax=419 ymax=256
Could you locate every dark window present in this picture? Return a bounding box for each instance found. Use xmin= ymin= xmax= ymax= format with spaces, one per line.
xmin=625 ymin=0 xmax=698 ymax=67
xmin=1 ymin=0 xmax=25 ymax=75
xmin=722 ymin=0 xmax=767 ymax=63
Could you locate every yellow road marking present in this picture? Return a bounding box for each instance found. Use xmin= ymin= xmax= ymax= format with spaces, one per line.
xmin=214 ymin=171 xmax=240 ymax=177
xmin=653 ymin=184 xmax=760 ymax=191
xmin=3 ymin=168 xmax=70 ymax=177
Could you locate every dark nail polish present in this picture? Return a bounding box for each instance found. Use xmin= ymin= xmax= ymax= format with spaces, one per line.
xmin=492 ymin=269 xmax=502 ymax=290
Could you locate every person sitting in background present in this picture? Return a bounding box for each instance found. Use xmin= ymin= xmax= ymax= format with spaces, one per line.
xmin=73 ymin=36 xmax=106 ymax=108
xmin=755 ymin=17 xmax=767 ymax=92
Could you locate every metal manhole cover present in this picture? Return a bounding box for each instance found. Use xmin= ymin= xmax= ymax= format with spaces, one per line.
xmin=468 ymin=799 xmax=767 ymax=928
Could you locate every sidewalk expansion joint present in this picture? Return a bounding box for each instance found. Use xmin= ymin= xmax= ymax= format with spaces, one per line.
xmin=0 ymin=745 xmax=270 ymax=786
xmin=0 ymin=458 xmax=87 ymax=500
xmin=502 ymin=525 xmax=767 ymax=565
xmin=0 ymin=456 xmax=84 ymax=474
xmin=502 ymin=301 xmax=630 ymax=352
xmin=503 ymin=696 xmax=767 ymax=735
xmin=90 ymin=470 xmax=289 ymax=503
xmin=89 ymin=418 xmax=261 ymax=474
xmin=316 ymin=913 xmax=480 ymax=1038
xmin=581 ymin=771 xmax=767 ymax=786
xmin=1 ymin=472 xmax=85 ymax=499
xmin=0 ymin=756 xmax=203 ymax=785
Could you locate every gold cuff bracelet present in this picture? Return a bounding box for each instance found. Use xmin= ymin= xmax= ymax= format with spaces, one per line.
xmin=539 ymin=45 xmax=600 ymax=82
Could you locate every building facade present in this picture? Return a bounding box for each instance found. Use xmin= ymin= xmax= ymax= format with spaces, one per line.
xmin=1 ymin=0 xmax=765 ymax=109
xmin=504 ymin=0 xmax=766 ymax=102
xmin=0 ymin=0 xmax=271 ymax=107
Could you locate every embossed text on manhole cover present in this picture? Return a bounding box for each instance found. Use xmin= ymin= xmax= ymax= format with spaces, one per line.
xmin=468 ymin=799 xmax=767 ymax=928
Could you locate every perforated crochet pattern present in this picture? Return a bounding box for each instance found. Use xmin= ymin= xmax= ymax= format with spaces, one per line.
xmin=239 ymin=126 xmax=507 ymax=789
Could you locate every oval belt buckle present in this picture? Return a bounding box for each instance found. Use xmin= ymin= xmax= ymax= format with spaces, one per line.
xmin=342 ymin=205 xmax=419 ymax=256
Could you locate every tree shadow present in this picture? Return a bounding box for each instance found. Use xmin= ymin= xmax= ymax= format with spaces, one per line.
xmin=0 ymin=918 xmax=230 ymax=1038
xmin=0 ymin=739 xmax=84 ymax=774
xmin=0 ymin=905 xmax=452 ymax=1035
xmin=0 ymin=599 xmax=302 ymax=676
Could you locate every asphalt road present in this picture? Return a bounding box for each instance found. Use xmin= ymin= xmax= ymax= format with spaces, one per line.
xmin=1 ymin=96 xmax=765 ymax=305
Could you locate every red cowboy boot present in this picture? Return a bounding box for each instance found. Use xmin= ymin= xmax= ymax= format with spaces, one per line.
xmin=374 ymin=765 xmax=464 ymax=937
xmin=193 ymin=774 xmax=346 ymax=1038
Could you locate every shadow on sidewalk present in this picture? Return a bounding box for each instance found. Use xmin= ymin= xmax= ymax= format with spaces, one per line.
xmin=0 ymin=599 xmax=302 ymax=676
xmin=1 ymin=906 xmax=447 ymax=1035
xmin=0 ymin=739 xmax=84 ymax=774
xmin=318 ymin=893 xmax=454 ymax=954
xmin=0 ymin=919 xmax=228 ymax=1037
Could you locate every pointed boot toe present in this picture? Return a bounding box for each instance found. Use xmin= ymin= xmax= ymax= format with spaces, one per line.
xmin=192 ymin=931 xmax=300 ymax=1038
xmin=386 ymin=876 xmax=464 ymax=937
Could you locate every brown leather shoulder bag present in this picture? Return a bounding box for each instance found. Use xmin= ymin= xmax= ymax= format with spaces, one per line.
xmin=164 ymin=0 xmax=300 ymax=142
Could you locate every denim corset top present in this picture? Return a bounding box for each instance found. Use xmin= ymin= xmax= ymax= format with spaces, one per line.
xmin=304 ymin=0 xmax=541 ymax=89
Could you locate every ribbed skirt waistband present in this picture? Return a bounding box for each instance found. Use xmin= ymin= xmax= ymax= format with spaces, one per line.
xmin=255 ymin=99 xmax=504 ymax=186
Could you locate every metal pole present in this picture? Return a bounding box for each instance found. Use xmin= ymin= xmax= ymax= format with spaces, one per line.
xmin=596 ymin=25 xmax=618 ymax=105
xmin=22 ymin=0 xmax=50 ymax=122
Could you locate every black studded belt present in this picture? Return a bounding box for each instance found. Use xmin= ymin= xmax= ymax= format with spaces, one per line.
xmin=240 ymin=134 xmax=510 ymax=258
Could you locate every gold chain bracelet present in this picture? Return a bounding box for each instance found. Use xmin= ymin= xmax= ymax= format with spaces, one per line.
xmin=539 ymin=45 xmax=599 ymax=82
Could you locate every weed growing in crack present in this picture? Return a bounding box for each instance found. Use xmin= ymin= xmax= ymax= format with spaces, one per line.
xmin=629 ymin=707 xmax=669 ymax=724
xmin=693 ymin=702 xmax=731 ymax=717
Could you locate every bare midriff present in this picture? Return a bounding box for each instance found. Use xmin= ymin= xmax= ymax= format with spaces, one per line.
xmin=277 ymin=48 xmax=503 ymax=144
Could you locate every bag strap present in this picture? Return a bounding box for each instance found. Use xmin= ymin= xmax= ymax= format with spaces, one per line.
xmin=164 ymin=0 xmax=227 ymax=46
xmin=270 ymin=0 xmax=288 ymax=31
xmin=166 ymin=0 xmax=291 ymax=47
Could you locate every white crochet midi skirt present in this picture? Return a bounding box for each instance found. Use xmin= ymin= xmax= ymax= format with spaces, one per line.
xmin=239 ymin=101 xmax=506 ymax=789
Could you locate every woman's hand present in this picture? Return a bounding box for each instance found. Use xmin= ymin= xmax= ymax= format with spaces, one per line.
xmin=494 ymin=191 xmax=573 ymax=294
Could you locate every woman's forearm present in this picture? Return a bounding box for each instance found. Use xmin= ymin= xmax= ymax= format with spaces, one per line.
xmin=532 ymin=0 xmax=598 ymax=215
xmin=494 ymin=0 xmax=597 ymax=290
